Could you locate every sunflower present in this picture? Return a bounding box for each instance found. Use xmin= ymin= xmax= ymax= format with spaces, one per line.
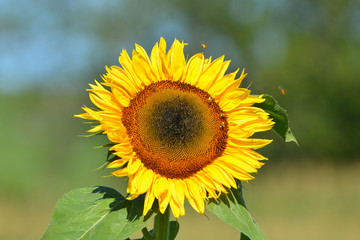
xmin=75 ymin=38 xmax=274 ymax=218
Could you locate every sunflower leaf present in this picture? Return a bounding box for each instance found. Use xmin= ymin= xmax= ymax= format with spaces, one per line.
xmin=206 ymin=181 xmax=267 ymax=240
xmin=254 ymin=94 xmax=298 ymax=145
xmin=42 ymin=186 xmax=154 ymax=240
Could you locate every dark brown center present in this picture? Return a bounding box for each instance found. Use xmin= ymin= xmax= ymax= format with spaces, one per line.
xmin=122 ymin=80 xmax=228 ymax=179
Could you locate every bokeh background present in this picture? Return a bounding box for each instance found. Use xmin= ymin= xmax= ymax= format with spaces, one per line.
xmin=1 ymin=0 xmax=359 ymax=239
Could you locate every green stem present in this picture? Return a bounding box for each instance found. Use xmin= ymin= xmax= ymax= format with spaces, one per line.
xmin=154 ymin=207 xmax=170 ymax=240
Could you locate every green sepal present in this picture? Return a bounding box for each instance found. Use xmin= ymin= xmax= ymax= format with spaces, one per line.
xmin=169 ymin=221 xmax=180 ymax=240
xmin=254 ymin=94 xmax=298 ymax=145
xmin=106 ymin=148 xmax=121 ymax=163
xmin=107 ymin=154 xmax=120 ymax=163
xmin=42 ymin=186 xmax=154 ymax=240
xmin=93 ymin=142 xmax=116 ymax=149
xmin=206 ymin=181 xmax=267 ymax=240
xmin=241 ymin=232 xmax=251 ymax=240
xmin=141 ymin=227 xmax=154 ymax=240
xmin=78 ymin=131 xmax=104 ymax=138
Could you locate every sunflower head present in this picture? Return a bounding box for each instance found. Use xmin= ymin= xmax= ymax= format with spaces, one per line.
xmin=76 ymin=38 xmax=274 ymax=218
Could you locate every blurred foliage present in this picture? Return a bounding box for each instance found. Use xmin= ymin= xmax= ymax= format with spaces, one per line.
xmin=1 ymin=0 xmax=359 ymax=162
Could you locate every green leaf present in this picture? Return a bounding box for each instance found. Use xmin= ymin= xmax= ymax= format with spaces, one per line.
xmin=169 ymin=221 xmax=180 ymax=240
xmin=206 ymin=181 xmax=267 ymax=240
xmin=254 ymin=94 xmax=298 ymax=145
xmin=42 ymin=186 xmax=154 ymax=240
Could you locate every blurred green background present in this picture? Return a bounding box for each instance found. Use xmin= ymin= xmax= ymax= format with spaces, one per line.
xmin=1 ymin=0 xmax=359 ymax=239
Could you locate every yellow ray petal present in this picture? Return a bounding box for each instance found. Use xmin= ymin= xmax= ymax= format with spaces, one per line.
xmin=197 ymin=56 xmax=229 ymax=91
xmin=136 ymin=169 xmax=155 ymax=194
xmin=104 ymin=66 xmax=139 ymax=97
xmin=217 ymin=155 xmax=259 ymax=173
xmin=158 ymin=178 xmax=173 ymax=213
xmin=89 ymin=92 xmax=121 ymax=113
xmin=184 ymin=178 xmax=205 ymax=214
xmin=184 ymin=53 xmax=205 ymax=85
xmin=118 ymin=50 xmax=146 ymax=88
xmin=80 ymin=106 xmax=102 ymax=121
xmin=228 ymin=137 xmax=273 ymax=149
xmin=132 ymin=49 xmax=156 ymax=85
xmin=169 ymin=39 xmax=187 ymax=81
xmin=128 ymin=158 xmax=142 ymax=175
xmin=150 ymin=42 xmax=161 ymax=81
xmin=203 ymin=164 xmax=236 ymax=188
xmin=170 ymin=180 xmax=186 ymax=217
xmin=143 ymin=183 xmax=156 ymax=216
xmin=87 ymin=124 xmax=102 ymax=133
xmin=208 ymin=69 xmax=239 ymax=98
xmin=195 ymin=173 xmax=221 ymax=198
xmin=107 ymin=159 xmax=128 ymax=169
xmin=107 ymin=65 xmax=141 ymax=91
xmin=111 ymin=167 xmax=128 ymax=177
xmin=218 ymin=163 xmax=254 ymax=181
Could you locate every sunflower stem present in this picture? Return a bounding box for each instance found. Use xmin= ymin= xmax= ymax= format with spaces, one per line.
xmin=153 ymin=207 xmax=170 ymax=240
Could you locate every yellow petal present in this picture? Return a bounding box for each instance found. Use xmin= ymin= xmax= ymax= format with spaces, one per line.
xmin=153 ymin=177 xmax=172 ymax=213
xmin=197 ymin=56 xmax=228 ymax=91
xmin=132 ymin=49 xmax=155 ymax=85
xmin=184 ymin=178 xmax=205 ymax=214
xmin=128 ymin=158 xmax=142 ymax=175
xmin=89 ymin=93 xmax=120 ymax=113
xmin=107 ymin=159 xmax=128 ymax=169
xmin=197 ymin=171 xmax=227 ymax=193
xmin=158 ymin=37 xmax=170 ymax=79
xmin=127 ymin=193 xmax=140 ymax=200
xmin=218 ymin=163 xmax=254 ymax=181
xmin=158 ymin=178 xmax=172 ymax=213
xmin=118 ymin=50 xmax=145 ymax=88
xmin=111 ymin=167 xmax=127 ymax=177
xmin=150 ymin=42 xmax=161 ymax=81
xmin=104 ymin=66 xmax=138 ymax=97
xmin=184 ymin=53 xmax=204 ymax=85
xmin=143 ymin=183 xmax=156 ymax=215
xmin=87 ymin=124 xmax=102 ymax=133
xmin=169 ymin=180 xmax=186 ymax=217
xmin=228 ymin=138 xmax=273 ymax=149
xmin=169 ymin=199 xmax=181 ymax=218
xmin=107 ymin=65 xmax=141 ymax=91
xmin=208 ymin=69 xmax=239 ymax=98
xmin=81 ymin=106 xmax=102 ymax=121
xmin=217 ymin=155 xmax=259 ymax=173
xmin=203 ymin=164 xmax=235 ymax=188
xmin=169 ymin=39 xmax=187 ymax=81
xmin=136 ymin=169 xmax=155 ymax=194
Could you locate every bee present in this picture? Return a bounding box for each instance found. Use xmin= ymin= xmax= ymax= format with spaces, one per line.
xmin=200 ymin=42 xmax=207 ymax=49
xmin=151 ymin=84 xmax=156 ymax=91
xmin=220 ymin=122 xmax=225 ymax=128
xmin=278 ymin=86 xmax=286 ymax=95
xmin=207 ymin=96 xmax=212 ymax=104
